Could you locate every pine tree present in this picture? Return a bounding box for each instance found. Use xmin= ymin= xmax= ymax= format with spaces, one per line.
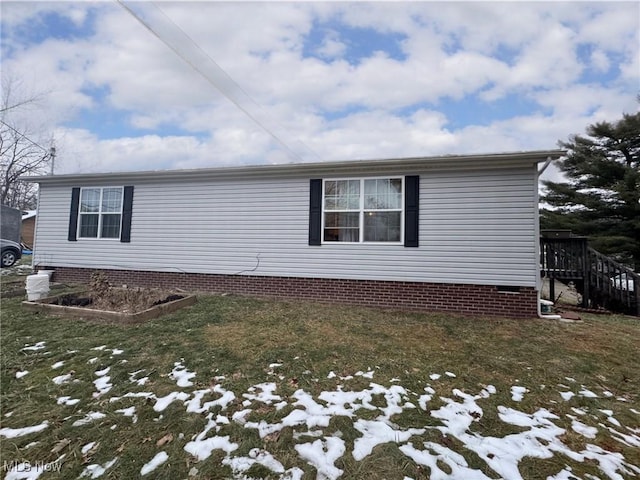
xmin=541 ymin=111 xmax=640 ymax=270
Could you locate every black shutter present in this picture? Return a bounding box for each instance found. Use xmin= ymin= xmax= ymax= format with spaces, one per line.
xmin=309 ymin=179 xmax=322 ymax=246
xmin=68 ymin=187 xmax=80 ymax=241
xmin=404 ymin=175 xmax=419 ymax=247
xmin=120 ymin=186 xmax=134 ymax=243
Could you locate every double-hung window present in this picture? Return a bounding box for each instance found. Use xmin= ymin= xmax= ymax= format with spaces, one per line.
xmin=78 ymin=187 xmax=124 ymax=239
xmin=323 ymin=178 xmax=403 ymax=243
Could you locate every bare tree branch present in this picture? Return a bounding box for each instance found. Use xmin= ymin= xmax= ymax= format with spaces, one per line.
xmin=0 ymin=76 xmax=54 ymax=209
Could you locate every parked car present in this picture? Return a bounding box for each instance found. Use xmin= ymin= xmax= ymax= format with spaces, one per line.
xmin=1 ymin=239 xmax=22 ymax=267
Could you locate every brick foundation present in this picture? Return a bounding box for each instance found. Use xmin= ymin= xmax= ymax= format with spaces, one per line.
xmin=43 ymin=266 xmax=539 ymax=319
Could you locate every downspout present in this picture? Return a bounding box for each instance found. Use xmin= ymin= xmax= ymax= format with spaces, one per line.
xmin=538 ymin=156 xmax=554 ymax=176
xmin=538 ymin=298 xmax=561 ymax=320
xmin=31 ymin=183 xmax=41 ymax=271
xmin=536 ymin=155 xmax=562 ymax=319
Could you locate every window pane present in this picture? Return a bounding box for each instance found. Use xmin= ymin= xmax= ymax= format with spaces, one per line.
xmin=389 ymin=179 xmax=402 ymax=209
xmin=101 ymin=214 xmax=122 ymax=238
xmin=325 ymin=181 xmax=337 ymax=196
xmin=102 ymin=188 xmax=123 ymax=212
xmin=336 ymin=180 xmax=349 ymax=195
xmin=364 ymin=179 xmax=402 ymax=210
xmin=335 ymin=195 xmax=348 ymax=210
xmin=347 ymin=193 xmax=360 ymax=209
xmin=324 ymin=212 xmax=359 ymax=242
xmin=347 ymin=180 xmax=360 ymax=209
xmin=364 ymin=211 xmax=401 ymax=242
xmin=364 ymin=194 xmax=378 ymax=209
xmin=324 ymin=212 xmax=359 ymax=228
xmin=324 ymin=197 xmax=337 ymax=210
xmin=79 ymin=214 xmax=99 ymax=237
xmin=324 ymin=228 xmax=360 ymax=242
xmin=80 ymin=189 xmax=100 ymax=213
xmin=324 ymin=180 xmax=359 ymax=211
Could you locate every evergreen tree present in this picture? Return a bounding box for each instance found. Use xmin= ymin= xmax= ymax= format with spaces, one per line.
xmin=541 ymin=111 xmax=640 ymax=270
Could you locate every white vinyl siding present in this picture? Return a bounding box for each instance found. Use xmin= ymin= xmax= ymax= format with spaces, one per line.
xmin=33 ymin=164 xmax=539 ymax=287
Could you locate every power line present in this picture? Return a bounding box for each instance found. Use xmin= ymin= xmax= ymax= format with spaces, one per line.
xmin=0 ymin=119 xmax=50 ymax=153
xmin=117 ymin=1 xmax=321 ymax=163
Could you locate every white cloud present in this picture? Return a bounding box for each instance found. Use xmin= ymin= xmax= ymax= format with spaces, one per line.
xmin=589 ymin=49 xmax=610 ymax=73
xmin=577 ymin=3 xmax=640 ymax=50
xmin=1 ymin=1 xmax=638 ymax=175
xmin=315 ymin=31 xmax=347 ymax=59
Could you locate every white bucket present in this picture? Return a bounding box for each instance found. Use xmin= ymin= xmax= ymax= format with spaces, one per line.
xmin=26 ymin=274 xmax=50 ymax=301
xmin=38 ymin=270 xmax=54 ymax=279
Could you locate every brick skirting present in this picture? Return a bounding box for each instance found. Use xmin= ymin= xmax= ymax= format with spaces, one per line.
xmin=43 ymin=266 xmax=539 ymax=319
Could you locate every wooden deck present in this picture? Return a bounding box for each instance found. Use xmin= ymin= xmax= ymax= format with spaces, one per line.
xmin=540 ymin=233 xmax=639 ymax=316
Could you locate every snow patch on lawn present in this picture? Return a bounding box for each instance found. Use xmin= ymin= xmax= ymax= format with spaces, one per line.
xmin=0 ymin=421 xmax=49 ymax=438
xmin=560 ymin=391 xmax=575 ymax=401
xmin=72 ymin=412 xmax=106 ymax=427
xmin=170 ymin=360 xmax=196 ymax=387
xmin=571 ymin=419 xmax=598 ymax=439
xmin=140 ymin=451 xmax=168 ymax=476
xmin=510 ymin=385 xmax=528 ymax=402
xmin=184 ymin=435 xmax=238 ymax=461
xmin=52 ymin=373 xmax=72 ymax=385
xmin=295 ymin=436 xmax=345 ymax=480
xmin=93 ymin=368 xmax=113 ymax=398
xmin=115 ymin=406 xmax=138 ymax=423
xmin=79 ymin=458 xmax=118 ymax=479
xmin=21 ymin=341 xmax=46 ymax=352
xmin=353 ymin=419 xmax=424 ymax=460
xmin=6 ymin=341 xmax=640 ymax=480
xmin=243 ymin=382 xmax=281 ymax=406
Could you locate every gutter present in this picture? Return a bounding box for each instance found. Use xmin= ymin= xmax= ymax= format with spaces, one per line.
xmin=23 ymin=149 xmax=566 ymax=185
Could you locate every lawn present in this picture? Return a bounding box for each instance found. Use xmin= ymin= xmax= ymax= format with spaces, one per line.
xmin=1 ymin=278 xmax=639 ymax=479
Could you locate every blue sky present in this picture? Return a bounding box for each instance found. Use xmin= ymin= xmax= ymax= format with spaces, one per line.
xmin=1 ymin=1 xmax=638 ymax=179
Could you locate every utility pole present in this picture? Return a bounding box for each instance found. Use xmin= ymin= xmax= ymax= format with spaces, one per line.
xmin=50 ymin=146 xmax=56 ymax=175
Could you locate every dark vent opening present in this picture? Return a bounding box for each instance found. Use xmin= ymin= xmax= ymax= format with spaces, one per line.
xmin=497 ymin=285 xmax=521 ymax=293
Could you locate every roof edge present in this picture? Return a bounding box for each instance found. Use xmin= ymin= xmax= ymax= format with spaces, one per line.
xmin=24 ymin=149 xmax=565 ymax=184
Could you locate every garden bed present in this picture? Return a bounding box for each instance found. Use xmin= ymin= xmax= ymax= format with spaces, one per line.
xmin=22 ymin=290 xmax=196 ymax=324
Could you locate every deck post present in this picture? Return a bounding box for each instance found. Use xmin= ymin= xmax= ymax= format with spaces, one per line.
xmin=582 ymin=277 xmax=590 ymax=308
xmin=582 ymin=244 xmax=590 ymax=308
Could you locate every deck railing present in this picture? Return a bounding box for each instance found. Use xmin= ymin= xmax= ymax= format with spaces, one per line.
xmin=587 ymin=247 xmax=639 ymax=315
xmin=540 ymin=237 xmax=588 ymax=280
xmin=540 ymin=236 xmax=639 ymax=316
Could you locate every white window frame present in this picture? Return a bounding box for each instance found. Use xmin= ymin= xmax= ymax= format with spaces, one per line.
xmin=77 ymin=186 xmax=124 ymax=240
xmin=321 ymin=176 xmax=404 ymax=244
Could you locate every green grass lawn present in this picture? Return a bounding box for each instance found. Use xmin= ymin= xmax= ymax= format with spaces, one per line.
xmin=1 ymin=288 xmax=639 ymax=479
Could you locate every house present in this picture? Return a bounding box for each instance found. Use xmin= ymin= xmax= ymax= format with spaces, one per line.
xmin=21 ymin=210 xmax=37 ymax=249
xmin=27 ymin=150 xmax=564 ymax=318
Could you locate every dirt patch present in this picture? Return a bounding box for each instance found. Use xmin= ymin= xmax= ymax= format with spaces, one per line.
xmin=48 ymin=271 xmax=183 ymax=314
xmin=22 ymin=271 xmax=198 ymax=323
xmin=53 ymin=290 xmax=184 ymax=314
